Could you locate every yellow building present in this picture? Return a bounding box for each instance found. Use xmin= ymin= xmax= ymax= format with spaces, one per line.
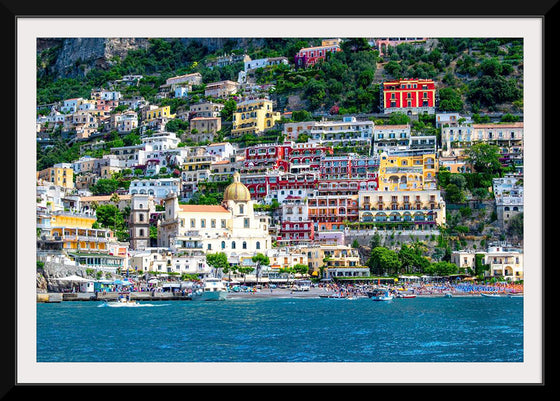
xmin=377 ymin=152 xmax=437 ymax=191
xmin=358 ymin=189 xmax=446 ymax=229
xmin=302 ymin=244 xmax=366 ymax=279
xmin=231 ymin=98 xmax=281 ymax=137
xmin=36 ymin=163 xmax=75 ymax=190
xmin=143 ymin=106 xmax=174 ymax=122
xmin=38 ymin=210 xmax=114 ymax=254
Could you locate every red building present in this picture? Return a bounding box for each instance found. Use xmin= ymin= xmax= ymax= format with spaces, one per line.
xmin=382 ymin=78 xmax=436 ymax=115
xmin=244 ymin=143 xmax=291 ymax=172
xmin=295 ymin=39 xmax=342 ymax=68
xmin=278 ymin=196 xmax=314 ymax=245
xmin=241 ymin=171 xmax=319 ymax=201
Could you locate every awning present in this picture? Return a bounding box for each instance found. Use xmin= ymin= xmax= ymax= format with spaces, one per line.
xmin=55 ymin=275 xmax=93 ymax=282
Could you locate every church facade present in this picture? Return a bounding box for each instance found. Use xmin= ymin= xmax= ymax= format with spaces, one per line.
xmin=157 ymin=172 xmax=271 ymax=264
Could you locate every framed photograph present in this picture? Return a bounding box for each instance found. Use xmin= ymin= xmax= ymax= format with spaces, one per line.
xmin=11 ymin=4 xmax=550 ymax=389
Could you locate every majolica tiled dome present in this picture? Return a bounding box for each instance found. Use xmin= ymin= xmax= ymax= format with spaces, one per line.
xmin=223 ymin=172 xmax=251 ymax=202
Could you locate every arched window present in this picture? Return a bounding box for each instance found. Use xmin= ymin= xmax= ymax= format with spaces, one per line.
xmin=242 ymin=241 xmax=247 ymax=249
xmin=239 ymin=204 xmax=244 ymax=214
xmin=256 ymin=241 xmax=260 ymax=249
xmin=232 ymin=241 xmax=236 ymax=249
xmin=221 ymin=241 xmax=226 ymax=249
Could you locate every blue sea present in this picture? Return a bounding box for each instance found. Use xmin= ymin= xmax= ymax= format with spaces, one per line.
xmin=36 ymin=296 xmax=523 ymax=363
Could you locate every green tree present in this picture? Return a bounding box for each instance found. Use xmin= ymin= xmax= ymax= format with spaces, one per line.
xmin=506 ymin=213 xmax=523 ymax=238
xmin=89 ymin=179 xmax=120 ymax=196
xmin=293 ymin=263 xmax=309 ymax=276
xmin=464 ymin=143 xmax=503 ymax=176
xmin=251 ymin=253 xmax=270 ymax=285
xmin=367 ymin=247 xmax=401 ymax=276
xmin=437 ymin=87 xmax=464 ymax=112
xmin=94 ymin=204 xmax=125 ymax=232
xmin=205 ymin=252 xmax=230 ymax=277
xmin=425 ymin=261 xmax=458 ymax=276
xmin=387 ymin=112 xmax=411 ymax=125
xmin=444 ymin=183 xmax=465 ymax=204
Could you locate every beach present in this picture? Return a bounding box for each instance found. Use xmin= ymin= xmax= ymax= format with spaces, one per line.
xmin=38 ymin=280 xmax=522 ymax=303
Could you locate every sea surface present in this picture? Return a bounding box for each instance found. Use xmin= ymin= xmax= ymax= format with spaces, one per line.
xmin=36 ymin=296 xmax=523 ymax=363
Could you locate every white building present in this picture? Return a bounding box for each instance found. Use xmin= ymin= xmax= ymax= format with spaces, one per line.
xmin=205 ymin=142 xmax=236 ymax=161
xmin=129 ymin=178 xmax=181 ymax=203
xmin=493 ymin=174 xmax=524 ymax=228
xmin=309 ymin=116 xmax=374 ymax=154
xmin=157 ymin=172 xmax=272 ymax=265
xmin=451 ymin=243 xmax=524 ymax=281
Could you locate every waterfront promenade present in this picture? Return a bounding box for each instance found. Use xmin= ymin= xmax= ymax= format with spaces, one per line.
xmin=37 ymin=280 xmax=522 ymax=303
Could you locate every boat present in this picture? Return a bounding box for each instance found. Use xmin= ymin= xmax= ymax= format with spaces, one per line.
xmin=396 ymin=293 xmax=417 ymax=299
xmin=443 ymin=292 xmax=453 ymax=298
xmin=481 ymin=292 xmax=502 ymax=298
xmin=100 ymin=293 xmax=141 ymax=307
xmin=368 ymin=289 xmax=394 ymax=301
xmin=190 ymin=278 xmax=228 ymax=301
xmin=507 ymin=293 xmax=524 ymax=298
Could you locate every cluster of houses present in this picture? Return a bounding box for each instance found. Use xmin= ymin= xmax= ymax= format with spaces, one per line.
xmin=35 ymin=38 xmax=525 ymax=284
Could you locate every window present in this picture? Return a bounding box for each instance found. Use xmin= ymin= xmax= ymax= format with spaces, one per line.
xmin=201 ymin=219 xmax=206 ymax=228
xmin=242 ymin=241 xmax=247 ymax=249
xmin=190 ymin=219 xmax=195 ymax=228
xmin=256 ymin=241 xmax=260 ymax=249
xmin=211 ymin=219 xmax=216 ymax=228
xmin=221 ymin=219 xmax=226 ymax=228
xmin=231 ymin=241 xmax=236 ymax=249
xmin=244 ymin=218 xmax=250 ymax=228
xmin=239 ymin=204 xmax=244 ymax=214
xmin=221 ymin=241 xmax=226 ymax=249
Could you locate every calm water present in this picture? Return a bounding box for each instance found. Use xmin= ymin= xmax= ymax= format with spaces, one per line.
xmin=36 ymin=296 xmax=523 ymax=363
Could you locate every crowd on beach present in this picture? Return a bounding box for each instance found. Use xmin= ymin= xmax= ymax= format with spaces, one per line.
xmin=309 ymin=280 xmax=524 ymax=297
xmin=85 ymin=276 xmax=524 ymax=299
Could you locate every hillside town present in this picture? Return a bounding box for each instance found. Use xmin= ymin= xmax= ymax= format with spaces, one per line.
xmin=35 ymin=37 xmax=525 ymax=294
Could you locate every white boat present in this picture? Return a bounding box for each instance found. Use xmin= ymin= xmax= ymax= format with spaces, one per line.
xmin=369 ymin=289 xmax=394 ymax=301
xmin=100 ymin=293 xmax=142 ymax=307
xmin=190 ymin=278 xmax=228 ymax=301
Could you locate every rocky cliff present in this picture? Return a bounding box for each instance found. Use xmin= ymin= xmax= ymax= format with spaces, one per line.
xmin=37 ymin=37 xmax=151 ymax=79
xmin=36 ymin=37 xmax=264 ymax=80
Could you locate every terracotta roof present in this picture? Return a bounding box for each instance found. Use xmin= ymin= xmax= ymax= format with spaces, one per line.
xmin=80 ymin=194 xmax=132 ymax=202
xmin=472 ymin=122 xmax=524 ymax=129
xmin=179 ymin=205 xmax=229 ymax=213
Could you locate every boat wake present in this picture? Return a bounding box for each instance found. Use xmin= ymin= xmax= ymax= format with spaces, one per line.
xmin=98 ymin=302 xmax=166 ymax=308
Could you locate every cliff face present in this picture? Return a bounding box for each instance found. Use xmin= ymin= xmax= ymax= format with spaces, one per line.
xmin=36 ymin=37 xmax=264 ymax=80
xmin=37 ymin=37 xmax=151 ymax=79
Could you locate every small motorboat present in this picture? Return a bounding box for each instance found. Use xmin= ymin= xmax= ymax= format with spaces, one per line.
xmin=369 ymin=289 xmax=394 ymax=301
xmin=396 ymin=293 xmax=417 ymax=299
xmin=100 ymin=293 xmax=141 ymax=307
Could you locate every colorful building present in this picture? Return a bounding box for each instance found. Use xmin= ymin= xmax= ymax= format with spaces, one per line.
xmin=231 ymin=98 xmax=281 ymax=137
xmin=278 ymin=196 xmax=314 ymax=245
xmin=381 ymin=78 xmax=436 ymax=115
xmin=377 ymin=152 xmax=437 ymax=191
xmin=309 ymin=117 xmax=374 ymax=154
xmin=142 ymin=105 xmax=174 ymax=122
xmin=295 ymin=39 xmax=342 ymax=68
xmin=358 ymin=189 xmax=446 ymax=230
xmin=36 ymin=163 xmax=75 ymax=190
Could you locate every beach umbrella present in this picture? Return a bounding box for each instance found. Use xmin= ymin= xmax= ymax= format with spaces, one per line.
xmin=113 ymin=279 xmax=132 ymax=286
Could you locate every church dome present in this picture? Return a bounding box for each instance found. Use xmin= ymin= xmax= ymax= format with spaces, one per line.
xmin=223 ymin=172 xmax=251 ymax=202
